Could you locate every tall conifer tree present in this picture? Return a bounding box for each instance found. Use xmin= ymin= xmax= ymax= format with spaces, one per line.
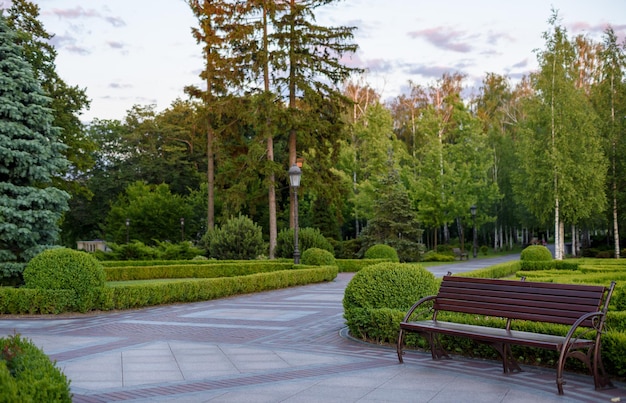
xmin=0 ymin=15 xmax=69 ymax=280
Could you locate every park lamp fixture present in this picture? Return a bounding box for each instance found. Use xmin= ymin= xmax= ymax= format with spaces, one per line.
xmin=289 ymin=164 xmax=302 ymax=188
xmin=289 ymin=164 xmax=302 ymax=264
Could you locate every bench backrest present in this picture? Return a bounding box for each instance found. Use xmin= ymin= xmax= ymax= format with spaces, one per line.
xmin=435 ymin=276 xmax=610 ymax=328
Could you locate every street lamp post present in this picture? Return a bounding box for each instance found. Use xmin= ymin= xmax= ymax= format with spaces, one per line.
xmin=470 ymin=205 xmax=477 ymax=258
xmin=125 ymin=218 xmax=130 ymax=244
xmin=180 ymin=217 xmax=185 ymax=242
xmin=289 ymin=164 xmax=302 ymax=264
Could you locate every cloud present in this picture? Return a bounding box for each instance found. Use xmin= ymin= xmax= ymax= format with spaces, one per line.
xmin=403 ymin=63 xmax=455 ymax=79
xmin=50 ymin=6 xmax=100 ymax=19
xmin=512 ymin=58 xmax=529 ymax=69
xmin=109 ymin=83 xmax=133 ymax=89
xmin=106 ymin=41 xmax=125 ymax=49
xmin=48 ymin=34 xmax=91 ymax=55
xmin=48 ymin=6 xmax=126 ymax=28
xmin=363 ymin=58 xmax=395 ymax=74
xmin=407 ymin=26 xmax=474 ymax=53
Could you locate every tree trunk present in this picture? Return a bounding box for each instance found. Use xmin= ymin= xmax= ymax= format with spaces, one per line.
xmin=554 ymin=197 xmax=561 ymax=260
xmin=207 ymin=124 xmax=214 ymax=230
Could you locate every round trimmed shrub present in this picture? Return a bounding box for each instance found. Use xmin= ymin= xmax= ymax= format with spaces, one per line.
xmin=204 ymin=215 xmax=266 ymax=260
xmin=275 ymin=227 xmax=334 ymax=258
xmin=301 ymin=248 xmax=336 ymax=266
xmin=23 ymin=248 xmax=106 ymax=312
xmin=343 ymin=262 xmax=438 ymax=343
xmin=364 ymin=244 xmax=399 ymax=262
xmin=520 ymin=245 xmax=553 ymax=261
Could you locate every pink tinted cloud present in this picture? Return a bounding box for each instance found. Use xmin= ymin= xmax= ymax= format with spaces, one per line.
xmin=49 ymin=6 xmax=126 ymax=27
xmin=408 ymin=26 xmax=473 ymax=53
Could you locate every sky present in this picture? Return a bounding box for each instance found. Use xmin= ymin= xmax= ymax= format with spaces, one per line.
xmin=2 ymin=0 xmax=625 ymax=122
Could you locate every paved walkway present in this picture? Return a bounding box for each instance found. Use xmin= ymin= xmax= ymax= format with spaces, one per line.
xmin=1 ymin=254 xmax=624 ymax=402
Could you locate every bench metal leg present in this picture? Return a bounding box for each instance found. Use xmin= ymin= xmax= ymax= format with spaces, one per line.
xmin=397 ymin=329 xmax=405 ymax=363
xmin=490 ymin=343 xmax=521 ymax=373
xmin=428 ymin=333 xmax=449 ymax=360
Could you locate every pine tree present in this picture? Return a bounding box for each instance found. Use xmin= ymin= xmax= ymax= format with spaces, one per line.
xmin=0 ymin=15 xmax=70 ymax=281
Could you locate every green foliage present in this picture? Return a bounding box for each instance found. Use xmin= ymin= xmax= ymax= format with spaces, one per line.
xmin=358 ymin=170 xmax=424 ymax=262
xmin=335 ymin=259 xmax=391 ymax=273
xmin=23 ymin=248 xmax=105 ymax=312
xmin=364 ymin=244 xmax=399 ymax=262
xmin=275 ymin=227 xmax=334 ymax=258
xmin=104 ymin=261 xmax=294 ymax=281
xmin=0 ymin=288 xmax=75 ymax=314
xmin=301 ymin=248 xmax=336 ymax=266
xmin=520 ymin=245 xmax=553 ymax=261
xmin=204 ymin=215 xmax=266 ymax=260
xmin=480 ymin=245 xmax=489 ymax=255
xmin=0 ymin=16 xmax=70 ymax=279
xmin=106 ymin=181 xmax=197 ymax=245
xmin=0 ymin=333 xmax=71 ymax=402
xmin=421 ymin=251 xmax=455 ymax=262
xmin=343 ymin=262 xmax=438 ymax=343
xmin=101 ymin=266 xmax=338 ymax=310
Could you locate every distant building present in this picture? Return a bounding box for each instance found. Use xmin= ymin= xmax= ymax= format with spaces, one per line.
xmin=76 ymin=240 xmax=109 ymax=253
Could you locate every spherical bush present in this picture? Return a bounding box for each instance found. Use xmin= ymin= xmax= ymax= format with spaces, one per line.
xmin=520 ymin=245 xmax=553 ymax=261
xmin=364 ymin=244 xmax=399 ymax=262
xmin=301 ymin=248 xmax=336 ymax=266
xmin=343 ymin=262 xmax=438 ymax=343
xmin=23 ymin=248 xmax=106 ymax=312
xmin=344 ymin=262 xmax=436 ymax=310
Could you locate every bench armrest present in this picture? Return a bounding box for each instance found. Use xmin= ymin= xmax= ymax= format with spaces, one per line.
xmin=402 ymin=295 xmax=437 ymax=322
xmin=564 ymin=311 xmax=606 ymax=342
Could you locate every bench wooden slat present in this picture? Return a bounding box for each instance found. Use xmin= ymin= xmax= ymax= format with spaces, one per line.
xmin=400 ymin=321 xmax=595 ymax=350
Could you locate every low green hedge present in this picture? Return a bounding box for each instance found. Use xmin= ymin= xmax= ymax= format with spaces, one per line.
xmin=100 ymin=266 xmax=337 ymax=310
xmin=0 ymin=265 xmax=337 ymax=314
xmin=335 ymin=259 xmax=391 ymax=272
xmin=104 ymin=261 xmax=294 ymax=281
xmin=0 ymin=334 xmax=71 ymax=402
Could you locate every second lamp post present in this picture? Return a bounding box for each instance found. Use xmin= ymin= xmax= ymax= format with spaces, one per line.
xmin=470 ymin=205 xmax=477 ymax=258
xmin=289 ymin=164 xmax=302 ymax=264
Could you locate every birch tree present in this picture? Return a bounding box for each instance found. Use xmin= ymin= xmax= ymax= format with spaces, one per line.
xmin=514 ymin=11 xmax=607 ymax=259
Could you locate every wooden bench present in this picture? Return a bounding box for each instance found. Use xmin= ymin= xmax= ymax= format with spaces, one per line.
xmin=397 ymin=275 xmax=616 ymax=395
xmin=452 ymin=247 xmax=468 ymax=260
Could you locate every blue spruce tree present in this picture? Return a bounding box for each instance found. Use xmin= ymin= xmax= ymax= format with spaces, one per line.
xmin=0 ymin=15 xmax=70 ymax=283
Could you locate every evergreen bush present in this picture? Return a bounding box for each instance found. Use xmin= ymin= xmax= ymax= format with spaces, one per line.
xmin=364 ymin=244 xmax=399 ymax=262
xmin=23 ymin=248 xmax=106 ymax=312
xmin=275 ymin=227 xmax=334 ymax=258
xmin=205 ymin=215 xmax=266 ymax=260
xmin=343 ymin=262 xmax=438 ymax=343
xmin=520 ymin=245 xmax=553 ymax=261
xmin=301 ymin=248 xmax=336 ymax=266
xmin=0 ymin=334 xmax=71 ymax=402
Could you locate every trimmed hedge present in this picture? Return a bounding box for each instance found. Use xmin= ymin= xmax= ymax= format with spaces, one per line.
xmin=100 ymin=266 xmax=338 ymax=310
xmin=335 ymin=259 xmax=391 ymax=273
xmin=104 ymin=262 xmax=294 ymax=281
xmin=1 ymin=265 xmax=337 ymax=314
xmin=0 ymin=334 xmax=71 ymax=402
